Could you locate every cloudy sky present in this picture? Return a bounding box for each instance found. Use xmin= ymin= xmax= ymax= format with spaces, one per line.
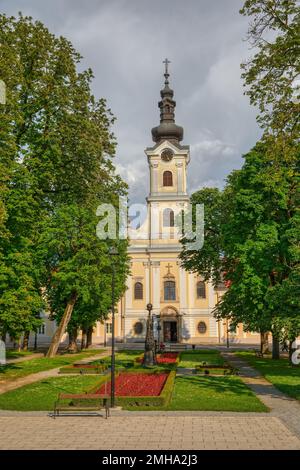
xmin=1 ymin=0 xmax=262 ymax=203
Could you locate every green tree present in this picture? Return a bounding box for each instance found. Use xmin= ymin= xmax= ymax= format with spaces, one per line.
xmin=0 ymin=13 xmax=129 ymax=351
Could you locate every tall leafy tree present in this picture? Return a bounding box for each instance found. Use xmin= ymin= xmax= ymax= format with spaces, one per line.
xmin=0 ymin=13 xmax=129 ymax=352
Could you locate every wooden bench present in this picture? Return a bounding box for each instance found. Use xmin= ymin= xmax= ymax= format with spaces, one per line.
xmin=53 ymin=393 xmax=110 ymax=419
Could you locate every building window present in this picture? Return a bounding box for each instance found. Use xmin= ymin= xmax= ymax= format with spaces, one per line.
xmin=163 ymin=208 xmax=174 ymax=227
xmin=164 ymin=280 xmax=176 ymax=301
xmin=197 ymin=321 xmax=207 ymax=334
xmin=134 ymin=282 xmax=143 ymax=300
xmin=196 ymin=281 xmax=206 ymax=299
xmin=106 ymin=323 xmax=112 ymax=334
xmin=38 ymin=323 xmax=45 ymax=335
xmin=163 ymin=171 xmax=173 ymax=187
xmin=133 ymin=322 xmax=143 ymax=335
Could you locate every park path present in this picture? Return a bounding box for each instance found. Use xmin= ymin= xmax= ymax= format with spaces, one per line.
xmin=0 ymin=350 xmax=110 ymax=395
xmin=6 ymin=353 xmax=44 ymax=364
xmin=222 ymin=352 xmax=300 ymax=440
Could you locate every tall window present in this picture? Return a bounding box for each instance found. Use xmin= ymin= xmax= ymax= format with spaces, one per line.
xmin=197 ymin=281 xmax=206 ymax=299
xmin=163 ymin=171 xmax=173 ymax=186
xmin=163 ymin=208 xmax=174 ymax=227
xmin=134 ymin=282 xmax=143 ymax=300
xmin=38 ymin=323 xmax=45 ymax=335
xmin=164 ymin=280 xmax=176 ymax=301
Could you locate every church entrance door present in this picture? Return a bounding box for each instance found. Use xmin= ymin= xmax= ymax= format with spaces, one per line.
xmin=163 ymin=321 xmax=177 ymax=342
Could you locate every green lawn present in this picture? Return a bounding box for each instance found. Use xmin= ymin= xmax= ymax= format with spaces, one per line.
xmin=178 ymin=350 xmax=224 ymax=368
xmin=168 ymin=375 xmax=267 ymax=411
xmin=6 ymin=350 xmax=41 ymax=360
xmin=0 ymin=349 xmax=104 ymax=383
xmin=94 ymin=350 xmax=143 ymax=368
xmin=235 ymin=351 xmax=300 ymax=401
xmin=0 ymin=349 xmax=267 ymax=412
xmin=0 ymin=375 xmax=105 ymax=411
xmin=0 ymin=371 xmax=267 ymax=412
xmin=123 ymin=375 xmax=267 ymax=412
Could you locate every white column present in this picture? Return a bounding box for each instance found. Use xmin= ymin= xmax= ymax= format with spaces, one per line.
xmin=152 ymin=261 xmax=160 ymax=311
xmin=176 ymin=162 xmax=183 ymax=194
xmin=179 ymin=264 xmax=187 ymax=310
xmin=125 ymin=269 xmax=133 ymax=308
xmin=143 ymin=261 xmax=150 ymax=304
xmin=150 ymin=163 xmax=159 ymax=195
xmin=208 ymin=281 xmax=215 ymax=310
xmin=188 ymin=272 xmax=194 ymax=309
xmin=150 ymin=202 xmax=160 ymax=241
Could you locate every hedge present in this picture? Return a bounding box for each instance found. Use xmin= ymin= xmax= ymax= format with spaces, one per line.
xmin=59 ymin=364 xmax=107 ymax=374
xmin=195 ymin=365 xmax=237 ymax=376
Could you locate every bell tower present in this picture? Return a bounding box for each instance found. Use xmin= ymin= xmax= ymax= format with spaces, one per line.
xmin=145 ymin=59 xmax=190 ymax=246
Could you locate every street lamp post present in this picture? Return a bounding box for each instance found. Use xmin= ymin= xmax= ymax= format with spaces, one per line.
xmin=157 ymin=317 xmax=161 ymax=353
xmin=109 ymin=246 xmax=119 ymax=408
xmin=143 ymin=303 xmax=156 ymax=366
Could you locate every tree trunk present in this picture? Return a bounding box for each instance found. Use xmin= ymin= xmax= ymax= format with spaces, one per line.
xmin=260 ymin=332 xmax=269 ymax=355
xmin=22 ymin=331 xmax=30 ymax=351
xmin=46 ymin=292 xmax=77 ymax=358
xmin=68 ymin=327 xmax=78 ymax=353
xmin=81 ymin=328 xmax=87 ymax=350
xmin=272 ymin=334 xmax=280 ymax=359
xmin=86 ymin=326 xmax=93 ymax=348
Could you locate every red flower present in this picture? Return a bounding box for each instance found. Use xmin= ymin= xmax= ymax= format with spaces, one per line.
xmin=97 ymin=373 xmax=168 ymax=396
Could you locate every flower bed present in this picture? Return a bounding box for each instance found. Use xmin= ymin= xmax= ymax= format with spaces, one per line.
xmin=78 ymin=370 xmax=176 ymax=408
xmin=136 ymin=352 xmax=179 ymax=365
xmin=97 ymin=372 xmax=168 ymax=396
xmin=157 ymin=352 xmax=178 ymax=364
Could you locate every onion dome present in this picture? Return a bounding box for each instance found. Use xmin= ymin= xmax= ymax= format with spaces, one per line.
xmin=151 ymin=59 xmax=184 ymax=144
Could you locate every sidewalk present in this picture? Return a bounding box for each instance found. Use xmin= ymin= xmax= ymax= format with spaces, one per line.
xmin=222 ymin=352 xmax=300 ymax=439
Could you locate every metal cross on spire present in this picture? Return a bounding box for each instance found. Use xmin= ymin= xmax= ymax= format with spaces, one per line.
xmin=163 ymin=58 xmax=171 ymax=84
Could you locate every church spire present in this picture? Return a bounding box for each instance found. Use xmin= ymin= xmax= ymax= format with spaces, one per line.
xmin=151 ymin=59 xmax=184 ymax=145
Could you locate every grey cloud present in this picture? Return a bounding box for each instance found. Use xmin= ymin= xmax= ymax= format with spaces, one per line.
xmin=0 ymin=0 xmax=262 ymax=202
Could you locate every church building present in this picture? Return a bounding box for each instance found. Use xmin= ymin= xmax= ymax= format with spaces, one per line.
xmin=98 ymin=61 xmax=260 ymax=346
xmin=34 ymin=62 xmax=261 ymax=347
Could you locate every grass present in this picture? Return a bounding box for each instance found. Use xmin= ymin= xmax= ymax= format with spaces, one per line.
xmin=235 ymin=351 xmax=300 ymax=401
xmin=0 ymin=349 xmax=104 ymax=383
xmin=178 ymin=350 xmax=224 ymax=368
xmin=6 ymin=350 xmax=41 ymax=360
xmin=0 ymin=349 xmax=268 ymax=412
xmin=123 ymin=375 xmax=267 ymax=412
xmin=94 ymin=350 xmax=143 ymax=369
xmin=0 ymin=375 xmax=105 ymax=411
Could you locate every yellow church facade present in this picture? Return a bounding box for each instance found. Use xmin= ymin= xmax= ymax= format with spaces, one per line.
xmin=96 ymin=63 xmax=260 ymax=347
xmin=31 ymin=64 xmax=260 ymax=348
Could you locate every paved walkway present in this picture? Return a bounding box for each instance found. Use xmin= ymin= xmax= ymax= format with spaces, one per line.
xmin=0 ymin=351 xmax=110 ymax=395
xmin=222 ymin=352 xmax=300 ymax=440
xmin=0 ymin=351 xmax=300 ymax=449
xmin=0 ymin=414 xmax=298 ymax=450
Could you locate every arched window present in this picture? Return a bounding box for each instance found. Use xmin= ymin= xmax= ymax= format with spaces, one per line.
xmin=134 ymin=282 xmax=143 ymax=300
xmin=133 ymin=322 xmax=143 ymax=335
xmin=197 ymin=321 xmax=207 ymax=334
xmin=164 ymin=280 xmax=176 ymax=301
xmin=163 ymin=208 xmax=174 ymax=227
xmin=163 ymin=171 xmax=173 ymax=187
xmin=196 ymin=281 xmax=206 ymax=299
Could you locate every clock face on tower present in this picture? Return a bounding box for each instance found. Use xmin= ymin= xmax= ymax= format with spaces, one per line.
xmin=161 ymin=148 xmax=174 ymax=162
